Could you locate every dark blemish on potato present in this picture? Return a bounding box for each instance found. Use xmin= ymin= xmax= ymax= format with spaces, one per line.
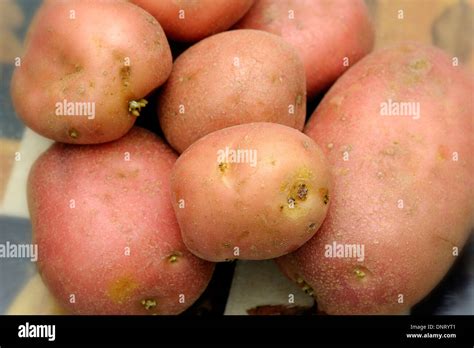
xmin=296 ymin=276 xmax=314 ymax=296
xmin=297 ymin=184 xmax=308 ymax=200
xmin=141 ymin=298 xmax=157 ymax=310
xmin=295 ymin=94 xmax=303 ymax=106
xmin=408 ymin=58 xmax=432 ymax=72
xmin=223 ymin=243 xmax=231 ymax=248
xmin=237 ymin=231 xmax=250 ymax=241
xmin=308 ymin=223 xmax=316 ymax=230
xmin=218 ymin=162 xmax=228 ymax=173
xmin=319 ymin=188 xmax=329 ymax=205
xmin=107 ymin=277 xmax=139 ymax=304
xmin=120 ymin=65 xmax=131 ymax=86
xmin=287 ymin=197 xmax=296 ymax=208
xmin=68 ymin=128 xmax=79 ymax=139
xmin=74 ymin=64 xmax=83 ymax=73
xmin=168 ymin=251 xmax=182 ymax=263
xmin=279 ymin=205 xmax=284 ymax=211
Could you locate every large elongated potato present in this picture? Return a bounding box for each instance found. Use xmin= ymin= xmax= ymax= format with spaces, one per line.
xmin=158 ymin=29 xmax=306 ymax=153
xmin=28 ymin=127 xmax=214 ymax=314
xmin=235 ymin=0 xmax=374 ymax=97
xmin=277 ymin=43 xmax=473 ymax=314
xmin=170 ymin=123 xmax=331 ymax=261
xmin=131 ymin=0 xmax=255 ymax=42
xmin=11 ymin=0 xmax=172 ymax=144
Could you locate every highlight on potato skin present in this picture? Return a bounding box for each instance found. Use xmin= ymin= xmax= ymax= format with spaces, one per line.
xmin=277 ymin=42 xmax=474 ymax=315
xmin=28 ymin=127 xmax=215 ymax=315
xmin=11 ymin=0 xmax=172 ymax=144
xmin=170 ymin=122 xmax=331 ymax=262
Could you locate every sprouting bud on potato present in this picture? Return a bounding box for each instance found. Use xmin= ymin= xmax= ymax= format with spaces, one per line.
xmin=170 ymin=122 xmax=331 ymax=262
xmin=28 ymin=127 xmax=214 ymax=314
xmin=277 ymin=43 xmax=474 ymax=314
xmin=235 ymin=0 xmax=375 ymax=98
xmin=158 ymin=29 xmax=307 ymax=153
xmin=131 ymin=0 xmax=255 ymax=42
xmin=11 ymin=0 xmax=172 ymax=144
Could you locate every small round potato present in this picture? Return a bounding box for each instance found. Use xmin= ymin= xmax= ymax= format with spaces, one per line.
xmin=235 ymin=0 xmax=374 ymax=97
xmin=158 ymin=29 xmax=306 ymax=153
xmin=11 ymin=0 xmax=172 ymax=144
xmin=170 ymin=122 xmax=331 ymax=261
xmin=131 ymin=0 xmax=255 ymax=42
xmin=28 ymin=127 xmax=214 ymax=314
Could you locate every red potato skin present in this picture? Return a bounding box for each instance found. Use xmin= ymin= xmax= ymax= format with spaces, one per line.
xmin=158 ymin=29 xmax=307 ymax=153
xmin=131 ymin=0 xmax=255 ymax=42
xmin=170 ymin=123 xmax=331 ymax=261
xmin=235 ymin=0 xmax=374 ymax=97
xmin=277 ymin=43 xmax=474 ymax=314
xmin=28 ymin=127 xmax=214 ymax=314
xmin=11 ymin=0 xmax=172 ymax=144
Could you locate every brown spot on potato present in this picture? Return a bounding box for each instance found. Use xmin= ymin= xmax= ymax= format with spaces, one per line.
xmin=295 ymin=94 xmax=303 ymax=106
xmin=297 ymin=184 xmax=308 ymax=200
xmin=296 ymin=276 xmax=314 ymax=296
xmin=408 ymin=58 xmax=432 ymax=73
xmin=120 ymin=65 xmax=131 ymax=87
xmin=287 ymin=197 xmax=296 ymax=208
xmin=218 ymin=162 xmax=228 ymax=173
xmin=107 ymin=277 xmax=139 ymax=304
xmin=68 ymin=128 xmax=79 ymax=139
xmin=141 ymin=298 xmax=157 ymax=310
xmin=319 ymin=188 xmax=329 ymax=205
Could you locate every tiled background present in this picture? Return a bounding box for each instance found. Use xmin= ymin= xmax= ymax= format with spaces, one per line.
xmin=0 ymin=0 xmax=473 ymax=315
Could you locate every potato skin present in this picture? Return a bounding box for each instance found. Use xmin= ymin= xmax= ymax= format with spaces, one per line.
xmin=11 ymin=0 xmax=172 ymax=144
xmin=158 ymin=29 xmax=306 ymax=153
xmin=235 ymin=0 xmax=374 ymax=98
xmin=131 ymin=0 xmax=255 ymax=42
xmin=170 ymin=123 xmax=331 ymax=261
xmin=28 ymin=127 xmax=214 ymax=314
xmin=277 ymin=43 xmax=474 ymax=314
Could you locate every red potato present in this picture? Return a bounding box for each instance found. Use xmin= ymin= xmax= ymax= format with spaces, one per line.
xmin=235 ymin=0 xmax=374 ymax=97
xmin=28 ymin=127 xmax=214 ymax=314
xmin=11 ymin=0 xmax=172 ymax=144
xmin=277 ymin=43 xmax=474 ymax=314
xmin=170 ymin=123 xmax=331 ymax=262
xmin=131 ymin=0 xmax=255 ymax=42
xmin=158 ymin=29 xmax=306 ymax=153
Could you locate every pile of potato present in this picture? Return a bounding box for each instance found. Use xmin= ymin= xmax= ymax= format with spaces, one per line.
xmin=11 ymin=0 xmax=472 ymax=315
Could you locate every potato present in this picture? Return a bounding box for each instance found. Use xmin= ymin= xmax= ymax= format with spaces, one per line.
xmin=28 ymin=127 xmax=214 ymax=314
xmin=131 ymin=0 xmax=255 ymax=42
xmin=158 ymin=29 xmax=306 ymax=153
xmin=170 ymin=122 xmax=331 ymax=262
xmin=11 ymin=0 xmax=172 ymax=144
xmin=277 ymin=43 xmax=473 ymax=314
xmin=235 ymin=0 xmax=374 ymax=98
